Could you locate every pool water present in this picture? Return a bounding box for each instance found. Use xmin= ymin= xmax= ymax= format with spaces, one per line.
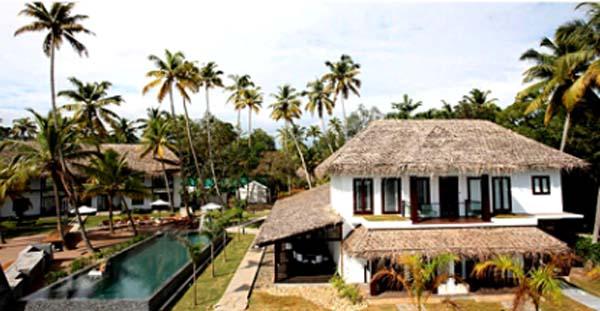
xmin=28 ymin=233 xmax=209 ymax=300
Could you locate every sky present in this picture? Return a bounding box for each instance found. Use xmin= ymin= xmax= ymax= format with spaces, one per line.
xmin=0 ymin=0 xmax=586 ymax=135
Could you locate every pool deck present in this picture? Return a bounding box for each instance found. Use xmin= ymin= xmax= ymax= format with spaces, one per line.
xmin=214 ymin=234 xmax=264 ymax=311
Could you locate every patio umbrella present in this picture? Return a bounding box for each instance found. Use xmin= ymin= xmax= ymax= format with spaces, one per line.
xmin=150 ymin=199 xmax=170 ymax=207
xmin=200 ymin=202 xmax=222 ymax=212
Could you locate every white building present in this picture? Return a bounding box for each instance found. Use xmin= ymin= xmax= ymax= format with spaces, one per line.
xmin=256 ymin=120 xmax=587 ymax=294
xmin=0 ymin=144 xmax=182 ymax=218
xmin=238 ymin=180 xmax=270 ymax=204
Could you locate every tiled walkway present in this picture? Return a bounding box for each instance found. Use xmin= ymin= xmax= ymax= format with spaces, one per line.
xmin=214 ymin=236 xmax=264 ymax=311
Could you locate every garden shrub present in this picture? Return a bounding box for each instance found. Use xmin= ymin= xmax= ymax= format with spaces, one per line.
xmin=70 ymin=257 xmax=93 ymax=273
xmin=329 ymin=273 xmax=363 ymax=304
xmin=575 ymin=236 xmax=600 ymax=264
xmin=44 ymin=270 xmax=68 ymax=285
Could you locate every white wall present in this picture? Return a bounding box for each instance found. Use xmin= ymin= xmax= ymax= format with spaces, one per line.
xmin=0 ymin=178 xmax=43 ymax=218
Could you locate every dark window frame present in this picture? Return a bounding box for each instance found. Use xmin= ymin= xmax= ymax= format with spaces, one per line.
xmin=353 ymin=178 xmax=374 ymax=215
xmin=381 ymin=178 xmax=402 ymax=214
xmin=491 ymin=176 xmax=512 ymax=214
xmin=131 ymin=196 xmax=144 ymax=206
xmin=531 ymin=175 xmax=551 ymax=195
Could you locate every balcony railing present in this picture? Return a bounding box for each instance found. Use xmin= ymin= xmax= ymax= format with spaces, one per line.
xmin=415 ymin=200 xmax=483 ymax=219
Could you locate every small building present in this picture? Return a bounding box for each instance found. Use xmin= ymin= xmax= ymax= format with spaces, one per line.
xmin=0 ymin=143 xmax=182 ymax=218
xmin=238 ymin=180 xmax=270 ymax=204
xmin=256 ymin=119 xmax=587 ymax=293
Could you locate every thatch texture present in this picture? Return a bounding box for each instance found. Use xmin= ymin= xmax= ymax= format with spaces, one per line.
xmin=255 ymin=184 xmax=343 ymax=246
xmin=344 ymin=226 xmax=569 ymax=260
xmin=315 ymin=119 xmax=587 ymax=177
xmin=98 ymin=144 xmax=179 ymax=175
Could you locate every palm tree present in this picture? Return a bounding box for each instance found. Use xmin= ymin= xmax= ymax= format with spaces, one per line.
xmin=240 ymin=87 xmax=263 ymax=147
xmin=225 ymin=74 xmax=255 ymax=130
xmin=198 ymin=62 xmax=224 ymax=198
xmin=306 ymin=125 xmax=322 ymax=145
xmin=322 ymin=54 xmax=361 ymax=136
xmin=0 ymin=161 xmax=35 ymax=243
xmin=14 ymin=2 xmax=93 ymax=124
xmin=202 ymin=211 xmax=226 ymax=278
xmin=142 ymin=50 xmax=186 ymax=118
xmin=371 ymin=254 xmax=456 ymax=311
xmin=270 ymin=85 xmax=312 ymax=189
xmin=1 ymin=109 xmax=95 ymax=251
xmin=328 ymin=117 xmax=345 ymax=150
xmin=140 ymin=116 xmax=176 ymax=211
xmin=303 ymin=78 xmax=334 ymax=153
xmin=387 ymin=94 xmax=423 ymax=119
xmin=110 ymin=117 xmax=139 ymax=143
xmin=80 ymin=150 xmax=148 ymax=235
xmin=517 ymin=32 xmax=595 ymax=152
xmin=58 ymin=77 xmax=122 ymax=145
xmin=473 ymin=255 xmax=562 ymax=311
xmin=10 ymin=117 xmax=37 ymax=140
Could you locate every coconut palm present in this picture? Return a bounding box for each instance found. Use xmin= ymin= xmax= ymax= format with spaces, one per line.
xmin=387 ymin=94 xmax=423 ymax=119
xmin=10 ymin=117 xmax=37 ymax=140
xmin=371 ymin=254 xmax=457 ymax=311
xmin=59 ymin=77 xmax=122 ymax=145
xmin=270 ymin=85 xmax=312 ymax=189
xmin=1 ymin=109 xmax=95 ymax=251
xmin=225 ymin=74 xmax=255 ymax=130
xmin=322 ymin=54 xmax=361 ymax=136
xmin=140 ymin=116 xmax=176 ymax=211
xmin=473 ymin=255 xmax=562 ymax=311
xmin=202 ymin=211 xmax=226 ymax=278
xmin=517 ymin=32 xmax=595 ymax=152
xmin=239 ymin=87 xmax=263 ymax=147
xmin=198 ymin=62 xmax=224 ymax=198
xmin=306 ymin=125 xmax=322 ymax=145
xmin=110 ymin=117 xmax=139 ymax=143
xmin=303 ymin=78 xmax=334 ymax=153
xmin=0 ymin=161 xmax=35 ymax=243
xmin=80 ymin=149 xmax=148 ymax=235
xmin=14 ymin=2 xmax=93 ymax=123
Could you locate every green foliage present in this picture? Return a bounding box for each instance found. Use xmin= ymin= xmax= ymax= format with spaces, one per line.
xmin=70 ymin=257 xmax=93 ymax=273
xmin=93 ymin=234 xmax=147 ymax=260
xmin=575 ymin=236 xmax=600 ymax=264
xmin=330 ymin=274 xmax=363 ymax=304
xmin=44 ymin=270 xmax=68 ymax=285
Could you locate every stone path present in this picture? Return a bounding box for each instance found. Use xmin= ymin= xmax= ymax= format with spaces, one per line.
xmin=560 ymin=280 xmax=600 ymax=310
xmin=214 ymin=236 xmax=264 ymax=311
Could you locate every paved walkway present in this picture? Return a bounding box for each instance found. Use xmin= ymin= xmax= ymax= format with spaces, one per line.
xmin=561 ymin=280 xmax=600 ymax=310
xmin=214 ymin=236 xmax=264 ymax=311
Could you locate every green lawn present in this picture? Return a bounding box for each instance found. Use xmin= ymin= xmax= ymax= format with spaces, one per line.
xmin=570 ymin=274 xmax=600 ymax=297
xmin=362 ymin=215 xmax=408 ymax=222
xmin=172 ymin=233 xmax=255 ymax=311
xmin=0 ymin=216 xmax=64 ymax=238
xmin=83 ymin=211 xmax=176 ymax=228
xmin=248 ymin=292 xmax=327 ymax=311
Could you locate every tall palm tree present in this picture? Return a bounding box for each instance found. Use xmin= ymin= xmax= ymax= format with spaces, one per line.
xmin=80 ymin=150 xmax=148 ymax=235
xmin=306 ymin=125 xmax=322 ymax=145
xmin=14 ymin=2 xmax=93 ymax=124
xmin=270 ymin=85 xmax=312 ymax=189
xmin=303 ymin=78 xmax=334 ymax=153
xmin=198 ymin=62 xmax=224 ymax=198
xmin=239 ymin=87 xmax=263 ymax=147
xmin=58 ymin=77 xmax=122 ymax=145
xmin=371 ymin=254 xmax=456 ymax=311
xmin=140 ymin=116 xmax=176 ymax=211
xmin=1 ymin=109 xmax=95 ymax=251
xmin=225 ymin=74 xmax=255 ymax=130
xmin=322 ymin=54 xmax=361 ymax=136
xmin=517 ymin=32 xmax=595 ymax=152
xmin=474 ymin=255 xmax=562 ymax=311
xmin=0 ymin=161 xmax=35 ymax=243
xmin=460 ymin=88 xmax=497 ymax=106
xmin=10 ymin=117 xmax=37 ymax=140
xmin=110 ymin=117 xmax=139 ymax=143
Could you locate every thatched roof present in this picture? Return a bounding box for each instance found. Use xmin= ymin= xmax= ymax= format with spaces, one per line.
xmin=344 ymin=226 xmax=569 ymax=260
xmin=316 ymin=119 xmax=587 ymax=177
xmin=255 ymin=184 xmax=343 ymax=246
xmin=98 ymin=144 xmax=179 ymax=175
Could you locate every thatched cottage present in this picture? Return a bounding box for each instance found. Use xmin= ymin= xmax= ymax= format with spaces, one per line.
xmin=0 ymin=144 xmax=181 ymax=218
xmin=256 ymin=119 xmax=587 ymax=294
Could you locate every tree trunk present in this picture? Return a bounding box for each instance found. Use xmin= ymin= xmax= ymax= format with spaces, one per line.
xmin=106 ymin=195 xmax=115 ymax=234
xmin=248 ymin=108 xmax=252 ymax=148
xmin=160 ymin=161 xmax=174 ymax=212
xmin=72 ymin=197 xmax=95 ymax=252
xmin=50 ymin=174 xmax=66 ymax=244
xmin=321 ymin=116 xmax=334 ymax=154
xmin=237 ymin=110 xmax=241 ymax=131
xmin=210 ymin=242 xmax=215 ymax=278
xmin=287 ymin=123 xmax=312 ymax=189
xmin=560 ymin=112 xmax=571 ymax=152
xmin=205 ymin=87 xmax=222 ymax=201
xmin=182 ymin=97 xmax=203 ymax=184
xmin=120 ymin=196 xmax=138 ymax=236
xmin=168 ymin=86 xmax=176 ymax=119
xmin=592 ymin=187 xmax=600 ymax=243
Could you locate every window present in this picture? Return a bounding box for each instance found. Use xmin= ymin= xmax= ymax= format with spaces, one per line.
xmin=131 ymin=196 xmax=144 ymax=206
xmin=381 ymin=178 xmax=402 ymax=214
xmin=467 ymin=177 xmax=482 ymax=216
xmin=353 ymin=178 xmax=373 ymax=214
xmin=492 ymin=177 xmax=511 ymax=213
xmin=532 ymin=176 xmax=551 ymax=195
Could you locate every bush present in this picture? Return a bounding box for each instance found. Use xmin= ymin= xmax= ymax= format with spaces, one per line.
xmin=329 ymin=274 xmax=363 ymax=304
xmin=44 ymin=270 xmax=68 ymax=285
xmin=70 ymin=257 xmax=93 ymax=273
xmin=575 ymin=236 xmax=600 ymax=264
xmin=94 ymin=234 xmax=147 ymax=260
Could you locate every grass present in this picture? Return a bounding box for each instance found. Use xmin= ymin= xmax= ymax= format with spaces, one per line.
xmin=542 ymin=295 xmax=594 ymax=311
xmin=83 ymin=211 xmax=175 ymax=228
xmin=248 ymin=292 xmax=327 ymax=311
xmin=570 ymin=274 xmax=600 ymax=297
xmin=172 ymin=233 xmax=255 ymax=311
xmin=492 ymin=213 xmax=533 ymax=219
xmin=362 ymin=215 xmax=408 ymax=222
xmin=0 ymin=216 xmax=65 ymax=238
